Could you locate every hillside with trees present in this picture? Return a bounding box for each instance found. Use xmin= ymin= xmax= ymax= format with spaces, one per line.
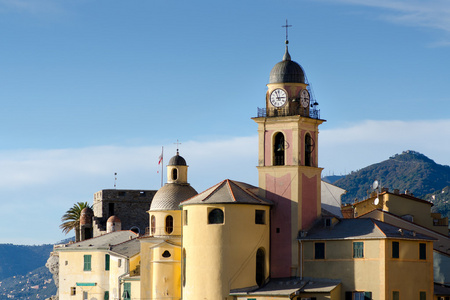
xmin=331 ymin=150 xmax=450 ymax=219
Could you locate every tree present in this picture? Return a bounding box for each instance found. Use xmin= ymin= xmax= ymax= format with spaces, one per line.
xmin=60 ymin=202 xmax=92 ymax=242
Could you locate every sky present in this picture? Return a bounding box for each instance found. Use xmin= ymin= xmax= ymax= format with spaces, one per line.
xmin=1 ymin=0 xmax=450 ymax=244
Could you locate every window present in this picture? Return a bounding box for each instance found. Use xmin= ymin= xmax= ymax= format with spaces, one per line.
xmin=118 ymin=259 xmax=122 ymax=268
xmin=162 ymin=250 xmax=171 ymax=258
xmin=165 ymin=215 xmax=174 ymax=234
xmin=104 ymin=291 xmax=109 ymax=300
xmin=172 ymin=168 xmax=178 ymax=180
xmin=208 ymin=208 xmax=224 ymax=224
xmin=274 ymin=132 xmax=285 ymax=166
xmin=123 ymin=282 xmax=131 ymax=300
xmin=83 ymin=255 xmax=91 ymax=271
xmin=345 ymin=292 xmax=372 ymax=300
xmin=256 ymin=248 xmax=265 ymax=287
xmin=83 ymin=291 xmax=88 ymax=300
xmin=70 ymin=287 xmax=76 ymax=296
xmin=184 ymin=210 xmax=188 ymax=225
xmin=255 ymin=210 xmax=265 ymax=224
xmin=392 ymin=241 xmax=399 ymax=258
xmin=305 ymin=133 xmax=313 ymax=166
xmin=314 ymin=242 xmax=325 ymax=259
xmin=109 ymin=203 xmax=114 ymax=217
xmin=353 ymin=242 xmax=364 ymax=258
xmin=420 ymin=243 xmax=426 ymax=260
xmin=420 ymin=291 xmax=426 ymax=300
xmin=105 ymin=254 xmax=110 ymax=271
xmin=393 ymin=291 xmax=399 ymax=300
xmin=151 ymin=215 xmax=156 ymax=235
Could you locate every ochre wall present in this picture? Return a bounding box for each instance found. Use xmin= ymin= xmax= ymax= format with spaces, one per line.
xmin=182 ymin=203 xmax=270 ymax=300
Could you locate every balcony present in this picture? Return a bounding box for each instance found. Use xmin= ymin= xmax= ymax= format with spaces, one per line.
xmin=256 ymin=107 xmax=320 ymax=119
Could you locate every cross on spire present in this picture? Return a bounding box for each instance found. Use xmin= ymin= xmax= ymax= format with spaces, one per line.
xmin=174 ymin=139 xmax=182 ymax=155
xmin=282 ymin=19 xmax=292 ymax=44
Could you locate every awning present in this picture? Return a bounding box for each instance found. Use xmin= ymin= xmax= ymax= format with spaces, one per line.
xmin=76 ymin=282 xmax=97 ymax=286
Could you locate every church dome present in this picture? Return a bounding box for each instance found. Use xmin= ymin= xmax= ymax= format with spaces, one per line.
xmin=149 ymin=183 xmax=197 ymax=211
xmin=269 ymin=46 xmax=305 ymax=84
xmin=168 ymin=154 xmax=187 ymax=166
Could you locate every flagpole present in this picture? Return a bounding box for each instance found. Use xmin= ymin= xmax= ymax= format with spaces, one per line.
xmin=160 ymin=146 xmax=164 ymax=188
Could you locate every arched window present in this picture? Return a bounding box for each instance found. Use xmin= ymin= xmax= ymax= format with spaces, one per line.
xmin=274 ymin=132 xmax=285 ymax=166
xmin=305 ymin=133 xmax=313 ymax=166
xmin=165 ymin=215 xmax=174 ymax=234
xmin=172 ymin=168 xmax=178 ymax=180
xmin=208 ymin=208 xmax=224 ymax=224
xmin=151 ymin=215 xmax=156 ymax=235
xmin=162 ymin=250 xmax=171 ymax=258
xmin=256 ymin=248 xmax=265 ymax=287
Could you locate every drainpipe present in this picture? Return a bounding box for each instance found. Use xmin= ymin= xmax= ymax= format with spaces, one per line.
xmin=118 ymin=256 xmax=129 ymax=300
xmin=299 ymin=240 xmax=303 ymax=280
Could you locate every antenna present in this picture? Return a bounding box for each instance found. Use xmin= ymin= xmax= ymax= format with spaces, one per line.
xmin=372 ymin=180 xmax=380 ymax=205
xmin=372 ymin=180 xmax=379 ymax=190
xmin=114 ymin=172 xmax=117 ymax=189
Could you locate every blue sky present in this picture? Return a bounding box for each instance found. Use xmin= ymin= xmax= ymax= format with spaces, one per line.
xmin=1 ymin=0 xmax=450 ymax=244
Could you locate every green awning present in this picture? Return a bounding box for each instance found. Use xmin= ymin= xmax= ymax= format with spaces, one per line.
xmin=76 ymin=282 xmax=97 ymax=286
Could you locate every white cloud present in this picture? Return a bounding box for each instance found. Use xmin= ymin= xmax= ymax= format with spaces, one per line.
xmin=3 ymin=121 xmax=450 ymax=244
xmin=0 ymin=0 xmax=63 ymax=14
xmin=320 ymin=0 xmax=450 ymax=44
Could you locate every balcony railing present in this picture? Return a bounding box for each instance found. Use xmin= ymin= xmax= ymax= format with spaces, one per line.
xmin=257 ymin=107 xmax=320 ymax=119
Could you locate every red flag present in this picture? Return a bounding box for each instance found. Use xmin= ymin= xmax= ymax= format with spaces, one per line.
xmin=158 ymin=153 xmax=163 ymax=165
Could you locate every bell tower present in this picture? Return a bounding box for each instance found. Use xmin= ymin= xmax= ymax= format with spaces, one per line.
xmin=253 ymin=37 xmax=325 ymax=278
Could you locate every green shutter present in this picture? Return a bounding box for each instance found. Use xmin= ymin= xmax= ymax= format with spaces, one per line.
xmin=83 ymin=255 xmax=91 ymax=271
xmin=104 ymin=291 xmax=109 ymax=300
xmin=420 ymin=291 xmax=426 ymax=300
xmin=105 ymin=254 xmax=110 ymax=271
xmin=393 ymin=291 xmax=400 ymax=300
xmin=364 ymin=291 xmax=372 ymax=299
xmin=123 ymin=282 xmax=131 ymax=300
xmin=353 ymin=242 xmax=364 ymax=258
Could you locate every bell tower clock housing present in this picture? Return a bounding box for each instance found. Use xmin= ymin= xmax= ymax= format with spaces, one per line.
xmin=253 ymin=40 xmax=325 ymax=279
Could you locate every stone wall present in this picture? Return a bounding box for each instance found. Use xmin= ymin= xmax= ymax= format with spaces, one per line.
xmin=92 ymin=189 xmax=156 ymax=237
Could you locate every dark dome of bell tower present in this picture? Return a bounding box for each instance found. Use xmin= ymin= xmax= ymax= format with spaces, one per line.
xmin=269 ymin=45 xmax=305 ymax=84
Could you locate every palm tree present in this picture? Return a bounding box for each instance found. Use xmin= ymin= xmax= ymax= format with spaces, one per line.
xmin=60 ymin=202 xmax=92 ymax=242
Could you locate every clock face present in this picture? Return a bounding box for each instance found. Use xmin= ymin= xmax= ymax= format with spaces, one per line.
xmin=270 ymin=89 xmax=287 ymax=107
xmin=300 ymin=89 xmax=310 ymax=108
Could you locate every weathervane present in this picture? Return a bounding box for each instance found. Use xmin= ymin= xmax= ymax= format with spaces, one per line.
xmin=282 ymin=19 xmax=292 ymax=43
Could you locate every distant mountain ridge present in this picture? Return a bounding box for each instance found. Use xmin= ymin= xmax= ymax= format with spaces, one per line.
xmin=332 ymin=150 xmax=450 ymax=219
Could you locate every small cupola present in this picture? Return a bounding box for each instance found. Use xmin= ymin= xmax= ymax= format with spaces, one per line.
xmin=167 ymin=150 xmax=188 ymax=184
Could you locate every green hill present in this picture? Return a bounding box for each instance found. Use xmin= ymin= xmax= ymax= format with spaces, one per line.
xmin=0 ymin=244 xmax=53 ymax=281
xmin=333 ymin=150 xmax=450 ymax=219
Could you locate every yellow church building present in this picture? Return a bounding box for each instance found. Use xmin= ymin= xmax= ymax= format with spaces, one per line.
xmin=51 ymin=38 xmax=450 ymax=300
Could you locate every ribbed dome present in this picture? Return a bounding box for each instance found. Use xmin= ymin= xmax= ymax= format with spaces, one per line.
xmin=149 ymin=183 xmax=197 ymax=211
xmin=168 ymin=154 xmax=186 ymax=166
xmin=269 ymin=46 xmax=305 ymax=84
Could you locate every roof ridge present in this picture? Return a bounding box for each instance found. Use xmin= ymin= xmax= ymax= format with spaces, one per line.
xmin=370 ymin=218 xmax=387 ymax=238
xmin=201 ymin=180 xmax=227 ymax=203
xmin=226 ymin=179 xmax=238 ymax=202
